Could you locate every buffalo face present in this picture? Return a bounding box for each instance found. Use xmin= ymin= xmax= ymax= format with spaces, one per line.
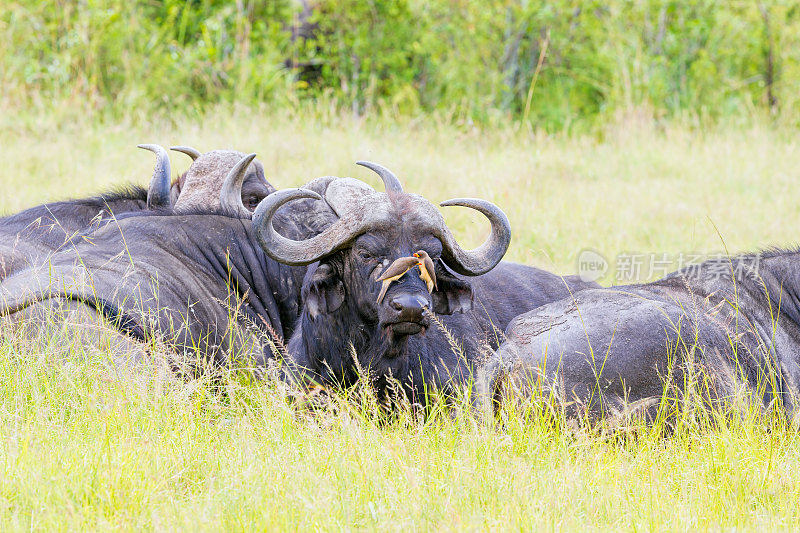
xmin=241 ymin=161 xmax=276 ymax=211
xmin=301 ymin=229 xmax=477 ymax=356
xmin=255 ymin=161 xmax=510 ymax=359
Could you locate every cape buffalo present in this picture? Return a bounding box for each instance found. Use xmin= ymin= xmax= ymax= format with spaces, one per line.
xmin=253 ymin=162 xmax=596 ymax=401
xmin=0 ymin=155 xmax=336 ymax=370
xmin=0 ymin=145 xmax=275 ymax=279
xmin=169 ymin=145 xmax=276 ymax=212
xmin=479 ymin=251 xmax=800 ymax=423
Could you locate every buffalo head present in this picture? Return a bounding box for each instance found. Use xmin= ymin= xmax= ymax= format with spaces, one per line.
xmin=252 ymin=161 xmax=510 ymax=350
xmin=171 ymin=146 xmax=276 ymax=214
xmin=138 ymin=145 xmax=276 ymax=214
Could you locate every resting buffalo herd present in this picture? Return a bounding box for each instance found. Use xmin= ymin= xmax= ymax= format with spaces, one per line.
xmin=1 ymin=145 xmax=797 ymax=424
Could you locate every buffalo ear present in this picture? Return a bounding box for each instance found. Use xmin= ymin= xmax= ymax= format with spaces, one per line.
xmin=303 ymin=262 xmax=345 ymax=319
xmin=432 ymin=271 xmax=474 ymax=315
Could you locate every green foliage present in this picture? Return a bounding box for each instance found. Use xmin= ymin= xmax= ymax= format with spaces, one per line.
xmin=2 ymin=0 xmax=799 ymax=129
xmin=294 ymin=0 xmax=426 ymax=115
xmin=1 ymin=0 xmax=296 ymax=113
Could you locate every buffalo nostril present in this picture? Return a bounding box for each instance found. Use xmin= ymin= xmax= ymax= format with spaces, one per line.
xmin=389 ymin=294 xmax=427 ymax=321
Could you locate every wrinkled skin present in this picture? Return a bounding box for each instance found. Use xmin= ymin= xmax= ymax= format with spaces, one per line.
xmin=479 ymin=253 xmax=800 ymax=422
xmin=0 ymin=211 xmax=307 ymax=370
xmin=282 ymin=205 xmax=596 ymax=402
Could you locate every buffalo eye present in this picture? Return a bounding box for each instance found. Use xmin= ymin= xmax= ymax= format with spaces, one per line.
xmin=416 ymin=237 xmax=443 ymax=262
xmin=245 ymin=195 xmax=261 ymax=210
xmin=356 ymin=248 xmax=375 ymax=261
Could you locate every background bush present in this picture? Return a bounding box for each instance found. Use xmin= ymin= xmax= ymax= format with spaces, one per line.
xmin=3 ymin=0 xmax=799 ymax=129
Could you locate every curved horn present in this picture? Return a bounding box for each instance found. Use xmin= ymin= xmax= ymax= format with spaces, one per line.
xmin=356 ymin=160 xmax=403 ymax=193
xmin=436 ymin=198 xmax=511 ymax=276
xmin=137 ymin=144 xmax=172 ymax=209
xmin=219 ymin=153 xmax=257 ymax=216
xmin=170 ymin=145 xmax=201 ymax=161
xmin=253 ymin=188 xmax=375 ymax=266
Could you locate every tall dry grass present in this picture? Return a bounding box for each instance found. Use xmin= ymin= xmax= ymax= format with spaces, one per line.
xmin=1 ymin=107 xmax=800 ymax=529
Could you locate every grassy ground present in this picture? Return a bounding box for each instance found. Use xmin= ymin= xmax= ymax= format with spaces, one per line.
xmin=1 ymin=108 xmax=800 ymax=530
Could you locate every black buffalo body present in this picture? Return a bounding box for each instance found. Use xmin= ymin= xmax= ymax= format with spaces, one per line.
xmin=481 ymin=251 xmax=800 ymax=421
xmin=0 ymin=205 xmax=326 ymax=369
xmin=0 ymin=157 xmax=330 ymax=369
xmin=0 ymin=187 xmax=152 ymax=278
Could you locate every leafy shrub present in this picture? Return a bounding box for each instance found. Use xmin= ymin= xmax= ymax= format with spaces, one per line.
xmin=2 ymin=0 xmax=798 ymax=129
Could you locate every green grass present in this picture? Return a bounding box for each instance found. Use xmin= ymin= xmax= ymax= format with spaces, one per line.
xmin=2 ymin=107 xmax=800 ymax=530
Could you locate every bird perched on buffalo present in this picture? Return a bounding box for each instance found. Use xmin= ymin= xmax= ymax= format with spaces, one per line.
xmin=414 ymin=250 xmax=437 ymax=293
xmin=376 ymin=256 xmax=422 ymax=304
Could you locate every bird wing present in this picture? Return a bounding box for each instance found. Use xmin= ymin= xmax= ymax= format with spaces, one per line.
xmin=377 ymin=257 xmax=419 ymax=281
xmin=422 ymin=255 xmax=437 ymax=289
xmin=377 ymin=265 xmax=412 ymax=282
xmin=377 ymin=280 xmax=391 ymax=303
